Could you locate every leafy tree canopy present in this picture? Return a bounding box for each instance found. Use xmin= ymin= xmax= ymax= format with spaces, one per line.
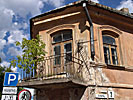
xmin=10 ymin=35 xmax=46 ymax=73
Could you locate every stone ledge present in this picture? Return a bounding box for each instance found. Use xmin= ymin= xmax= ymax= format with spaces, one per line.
xmin=17 ymin=78 xmax=87 ymax=89
xmin=87 ymin=83 xmax=133 ymax=89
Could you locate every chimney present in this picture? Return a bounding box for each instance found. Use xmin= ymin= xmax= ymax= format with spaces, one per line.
xmin=120 ymin=8 xmax=129 ymax=13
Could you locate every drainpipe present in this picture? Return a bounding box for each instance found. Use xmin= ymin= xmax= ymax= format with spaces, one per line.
xmin=81 ymin=0 xmax=95 ymax=60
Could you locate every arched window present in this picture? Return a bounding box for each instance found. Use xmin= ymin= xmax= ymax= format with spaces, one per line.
xmin=52 ymin=29 xmax=73 ymax=65
xmin=103 ymin=35 xmax=118 ymax=65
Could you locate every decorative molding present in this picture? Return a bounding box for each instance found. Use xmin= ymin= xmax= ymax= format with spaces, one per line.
xmin=34 ymin=12 xmax=80 ymax=25
xmin=100 ymin=25 xmax=123 ymax=35
xmin=46 ymin=24 xmax=75 ymax=35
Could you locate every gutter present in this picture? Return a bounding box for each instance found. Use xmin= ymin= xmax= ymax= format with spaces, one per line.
xmin=81 ymin=0 xmax=95 ymax=60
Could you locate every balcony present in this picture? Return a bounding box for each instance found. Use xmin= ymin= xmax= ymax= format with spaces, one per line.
xmin=18 ymin=54 xmax=88 ymax=89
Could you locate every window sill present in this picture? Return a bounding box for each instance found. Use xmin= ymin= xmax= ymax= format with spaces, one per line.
xmin=90 ymin=61 xmax=133 ymax=72
xmin=105 ymin=64 xmax=125 ymax=70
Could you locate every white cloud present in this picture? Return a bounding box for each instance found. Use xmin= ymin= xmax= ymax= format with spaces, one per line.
xmin=0 ymin=0 xmax=65 ymax=68
xmin=0 ymin=52 xmax=6 ymax=59
xmin=7 ymin=47 xmax=22 ymax=56
xmin=0 ymin=0 xmax=42 ymax=18
xmin=0 ymin=60 xmax=17 ymax=72
xmin=1 ymin=61 xmax=10 ymax=67
xmin=38 ymin=1 xmax=44 ymax=9
xmin=23 ymin=23 xmax=29 ymax=29
xmin=8 ymin=30 xmax=28 ymax=44
xmin=0 ymin=0 xmax=65 ymax=19
xmin=0 ymin=30 xmax=7 ymax=40
xmin=43 ymin=0 xmax=65 ymax=7
xmin=12 ymin=66 xmax=18 ymax=72
xmin=0 ymin=0 xmax=65 ymax=42
xmin=0 ymin=0 xmax=43 ymax=51
xmin=116 ymin=0 xmax=133 ymax=13
xmin=91 ymin=0 xmax=99 ymax=3
xmin=0 ymin=7 xmax=14 ymax=31
xmin=0 ymin=0 xmax=65 ymax=40
xmin=0 ymin=39 xmax=6 ymax=50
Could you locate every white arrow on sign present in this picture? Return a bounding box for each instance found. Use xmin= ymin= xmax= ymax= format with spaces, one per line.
xmin=2 ymin=87 xmax=17 ymax=95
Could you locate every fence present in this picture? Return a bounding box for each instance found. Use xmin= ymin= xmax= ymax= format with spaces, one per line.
xmin=21 ymin=53 xmax=84 ymax=81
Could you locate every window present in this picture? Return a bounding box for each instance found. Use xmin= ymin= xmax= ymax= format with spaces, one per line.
xmin=52 ymin=30 xmax=72 ymax=65
xmin=103 ymin=35 xmax=118 ymax=65
xmin=53 ymin=30 xmax=72 ymax=43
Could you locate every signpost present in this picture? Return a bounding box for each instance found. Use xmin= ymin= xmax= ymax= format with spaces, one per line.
xmin=1 ymin=72 xmax=19 ymax=100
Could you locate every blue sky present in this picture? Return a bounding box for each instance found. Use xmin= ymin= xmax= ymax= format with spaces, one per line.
xmin=0 ymin=0 xmax=133 ymax=72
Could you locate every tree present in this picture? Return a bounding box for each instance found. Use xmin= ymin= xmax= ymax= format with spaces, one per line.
xmin=0 ymin=58 xmax=12 ymax=99
xmin=10 ymin=35 xmax=46 ymax=74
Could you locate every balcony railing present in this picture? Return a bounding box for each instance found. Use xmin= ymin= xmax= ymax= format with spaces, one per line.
xmin=20 ymin=53 xmax=84 ymax=81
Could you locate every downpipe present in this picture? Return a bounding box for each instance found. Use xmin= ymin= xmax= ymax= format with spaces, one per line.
xmin=82 ymin=1 xmax=95 ymax=60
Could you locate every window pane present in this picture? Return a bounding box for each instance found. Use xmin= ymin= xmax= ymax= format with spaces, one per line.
xmin=53 ymin=34 xmax=62 ymax=43
xmin=64 ymin=43 xmax=72 ymax=63
xmin=65 ymin=53 xmax=72 ymax=63
xmin=54 ymin=45 xmax=61 ymax=65
xmin=111 ymin=47 xmax=117 ymax=55
xmin=104 ymin=46 xmax=111 ymax=64
xmin=103 ymin=36 xmax=116 ymax=45
xmin=111 ymin=47 xmax=118 ymax=65
xmin=104 ymin=55 xmax=109 ymax=64
xmin=54 ymin=45 xmax=61 ymax=55
xmin=64 ymin=43 xmax=72 ymax=52
xmin=63 ymin=30 xmax=72 ymax=41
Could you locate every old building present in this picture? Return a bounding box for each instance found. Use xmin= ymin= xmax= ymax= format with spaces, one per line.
xmin=18 ymin=0 xmax=133 ymax=100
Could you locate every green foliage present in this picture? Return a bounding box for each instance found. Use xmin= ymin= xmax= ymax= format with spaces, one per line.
xmin=10 ymin=35 xmax=46 ymax=73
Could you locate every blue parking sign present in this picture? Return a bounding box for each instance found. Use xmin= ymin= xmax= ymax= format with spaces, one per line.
xmin=4 ymin=72 xmax=19 ymax=86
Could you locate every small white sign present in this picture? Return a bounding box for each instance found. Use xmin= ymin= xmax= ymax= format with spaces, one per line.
xmin=108 ymin=91 xmax=114 ymax=98
xmin=96 ymin=94 xmax=107 ymax=98
xmin=1 ymin=95 xmax=16 ymax=100
xmin=2 ymin=87 xmax=17 ymax=94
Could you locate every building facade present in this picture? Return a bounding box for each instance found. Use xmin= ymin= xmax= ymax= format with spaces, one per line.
xmin=18 ymin=0 xmax=133 ymax=100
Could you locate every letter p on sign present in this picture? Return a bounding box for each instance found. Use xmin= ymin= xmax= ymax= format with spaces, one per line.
xmin=8 ymin=74 xmax=16 ymax=85
xmin=4 ymin=72 xmax=19 ymax=86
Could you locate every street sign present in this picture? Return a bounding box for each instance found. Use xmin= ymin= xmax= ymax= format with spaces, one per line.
xmin=108 ymin=91 xmax=114 ymax=98
xmin=18 ymin=89 xmax=31 ymax=100
xmin=4 ymin=72 xmax=19 ymax=86
xmin=1 ymin=95 xmax=16 ymax=100
xmin=96 ymin=94 xmax=107 ymax=99
xmin=2 ymin=87 xmax=17 ymax=94
xmin=96 ymin=91 xmax=115 ymax=99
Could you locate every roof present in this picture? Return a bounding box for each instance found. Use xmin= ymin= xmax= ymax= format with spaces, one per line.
xmin=31 ymin=0 xmax=133 ymax=21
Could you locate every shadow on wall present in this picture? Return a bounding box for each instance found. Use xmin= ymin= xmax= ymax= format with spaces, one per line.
xmin=79 ymin=19 xmax=90 ymax=34
xmin=37 ymin=87 xmax=87 ymax=100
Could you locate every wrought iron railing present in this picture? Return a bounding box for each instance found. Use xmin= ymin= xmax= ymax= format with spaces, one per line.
xmin=21 ymin=53 xmax=84 ymax=81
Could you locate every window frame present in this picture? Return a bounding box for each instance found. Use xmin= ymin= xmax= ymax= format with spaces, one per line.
xmin=102 ymin=34 xmax=119 ymax=66
xmin=52 ymin=29 xmax=73 ymax=44
xmin=51 ymin=29 xmax=73 ymax=66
